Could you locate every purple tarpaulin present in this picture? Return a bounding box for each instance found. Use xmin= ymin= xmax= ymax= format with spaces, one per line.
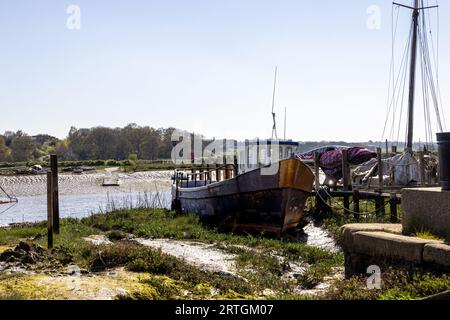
xmin=297 ymin=147 xmax=377 ymax=180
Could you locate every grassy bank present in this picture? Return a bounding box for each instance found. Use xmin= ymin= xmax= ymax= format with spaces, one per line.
xmin=0 ymin=208 xmax=342 ymax=300
xmin=0 ymin=208 xmax=448 ymax=300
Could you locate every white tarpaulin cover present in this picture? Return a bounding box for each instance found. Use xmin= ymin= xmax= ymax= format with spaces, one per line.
xmin=353 ymin=152 xmax=419 ymax=186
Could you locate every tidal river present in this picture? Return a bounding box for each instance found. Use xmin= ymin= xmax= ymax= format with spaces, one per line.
xmin=0 ymin=170 xmax=173 ymax=226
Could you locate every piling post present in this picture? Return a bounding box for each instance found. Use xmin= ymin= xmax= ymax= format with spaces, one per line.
xmin=206 ymin=164 xmax=211 ymax=182
xmin=233 ymin=155 xmax=238 ymax=178
xmin=375 ymin=196 xmax=385 ymax=218
xmin=50 ymin=154 xmax=59 ymax=234
xmin=314 ymin=152 xmax=320 ymax=191
xmin=46 ymin=172 xmax=53 ymax=249
xmin=419 ymin=152 xmax=426 ymax=186
xmin=223 ymin=155 xmax=229 ymax=180
xmin=377 ymin=148 xmax=383 ymax=190
xmin=353 ymin=190 xmax=360 ymax=220
xmin=391 ymin=145 xmax=397 ymax=156
xmin=389 ymin=193 xmax=398 ymax=223
xmin=215 ymin=163 xmax=220 ymax=181
xmin=342 ymin=149 xmax=350 ymax=213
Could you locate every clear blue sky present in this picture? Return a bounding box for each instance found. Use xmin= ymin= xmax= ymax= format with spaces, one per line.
xmin=0 ymin=0 xmax=448 ymax=142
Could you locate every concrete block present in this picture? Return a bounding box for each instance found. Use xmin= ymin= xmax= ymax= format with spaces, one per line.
xmin=351 ymin=231 xmax=439 ymax=263
xmin=402 ymin=188 xmax=450 ymax=240
xmin=341 ymin=224 xmax=402 ymax=249
xmin=423 ymin=243 xmax=450 ymax=268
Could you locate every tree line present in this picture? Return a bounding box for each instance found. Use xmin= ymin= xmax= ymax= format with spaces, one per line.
xmin=0 ymin=124 xmax=177 ymax=162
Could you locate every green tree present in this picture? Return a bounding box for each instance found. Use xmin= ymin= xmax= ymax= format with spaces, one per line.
xmin=0 ymin=136 xmax=11 ymax=161
xmin=10 ymin=135 xmax=36 ymax=162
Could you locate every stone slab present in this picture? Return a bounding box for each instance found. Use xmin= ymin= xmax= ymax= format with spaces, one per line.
xmin=402 ymin=188 xmax=450 ymax=240
xmin=423 ymin=243 xmax=450 ymax=268
xmin=351 ymin=231 xmax=439 ymax=263
xmin=341 ymin=224 xmax=402 ymax=248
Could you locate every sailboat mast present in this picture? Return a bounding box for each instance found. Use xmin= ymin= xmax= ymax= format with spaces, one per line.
xmin=406 ymin=0 xmax=420 ymax=152
xmin=271 ymin=66 xmax=278 ymax=140
xmin=284 ymin=107 xmax=287 ymax=140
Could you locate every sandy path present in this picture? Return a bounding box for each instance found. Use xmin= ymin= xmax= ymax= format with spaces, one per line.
xmin=0 ymin=170 xmax=173 ymax=197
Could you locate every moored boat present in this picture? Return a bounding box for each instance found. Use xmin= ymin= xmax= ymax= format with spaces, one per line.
xmin=172 ymin=156 xmax=314 ymax=233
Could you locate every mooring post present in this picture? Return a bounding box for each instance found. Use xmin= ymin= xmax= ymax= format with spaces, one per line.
xmin=206 ymin=164 xmax=211 ymax=182
xmin=353 ymin=190 xmax=360 ymax=220
xmin=389 ymin=193 xmax=398 ymax=223
xmin=50 ymin=154 xmax=59 ymax=234
xmin=46 ymin=172 xmax=53 ymax=249
xmin=342 ymin=149 xmax=350 ymax=214
xmin=215 ymin=163 xmax=220 ymax=181
xmin=314 ymin=152 xmax=320 ymax=191
xmin=419 ymin=152 xmax=426 ymax=186
xmin=391 ymin=145 xmax=397 ymax=156
xmin=223 ymin=155 xmax=229 ymax=180
xmin=233 ymin=155 xmax=238 ymax=178
xmin=377 ymin=148 xmax=383 ymax=190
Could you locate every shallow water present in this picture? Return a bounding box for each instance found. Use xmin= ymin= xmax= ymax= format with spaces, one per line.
xmin=0 ymin=191 xmax=171 ymax=226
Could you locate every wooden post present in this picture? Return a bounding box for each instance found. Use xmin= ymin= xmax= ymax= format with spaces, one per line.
xmin=215 ymin=163 xmax=220 ymax=181
xmin=377 ymin=148 xmax=383 ymax=190
xmin=342 ymin=149 xmax=350 ymax=213
xmin=389 ymin=193 xmax=398 ymax=223
xmin=233 ymin=155 xmax=238 ymax=178
xmin=419 ymin=152 xmax=426 ymax=186
xmin=223 ymin=155 xmax=229 ymax=180
xmin=50 ymin=154 xmax=59 ymax=234
xmin=46 ymin=172 xmax=53 ymax=249
xmin=376 ymin=196 xmax=385 ymax=218
xmin=391 ymin=145 xmax=397 ymax=155
xmin=206 ymin=164 xmax=211 ymax=182
xmin=353 ymin=190 xmax=360 ymax=220
xmin=314 ymin=152 xmax=320 ymax=191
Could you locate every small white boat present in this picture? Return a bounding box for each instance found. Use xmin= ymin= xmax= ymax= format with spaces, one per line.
xmin=102 ymin=178 xmax=120 ymax=187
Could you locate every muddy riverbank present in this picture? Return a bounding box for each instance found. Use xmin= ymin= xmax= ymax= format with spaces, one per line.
xmin=0 ymin=170 xmax=172 ymax=197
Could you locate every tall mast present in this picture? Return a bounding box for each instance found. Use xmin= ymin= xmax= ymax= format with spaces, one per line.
xmin=283 ymin=107 xmax=287 ymax=140
xmin=271 ymin=66 xmax=278 ymax=140
xmin=406 ymin=0 xmax=420 ymax=152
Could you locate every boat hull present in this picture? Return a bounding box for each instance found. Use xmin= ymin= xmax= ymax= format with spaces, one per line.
xmin=172 ymin=158 xmax=314 ymax=233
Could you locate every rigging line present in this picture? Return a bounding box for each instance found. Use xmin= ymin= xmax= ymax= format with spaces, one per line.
xmin=382 ymin=12 xmax=412 ymax=142
xmin=0 ymin=201 xmax=18 ymax=215
xmin=396 ymin=24 xmax=413 ymax=144
xmin=421 ymin=12 xmax=443 ymax=134
xmin=435 ymin=4 xmax=446 ymax=130
xmin=424 ymin=0 xmax=446 ymax=132
xmin=420 ymin=17 xmax=433 ymax=146
xmin=419 ymin=14 xmax=429 ymax=146
xmin=386 ymin=6 xmax=401 ymax=142
xmin=423 ymin=21 xmax=437 ymax=146
xmin=389 ymin=8 xmax=403 ymax=143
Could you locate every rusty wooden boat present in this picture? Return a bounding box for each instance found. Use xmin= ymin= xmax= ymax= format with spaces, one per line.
xmin=171 ymin=157 xmax=314 ymax=233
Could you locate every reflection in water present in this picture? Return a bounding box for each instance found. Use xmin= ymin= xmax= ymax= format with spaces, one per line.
xmin=0 ymin=191 xmax=171 ymax=225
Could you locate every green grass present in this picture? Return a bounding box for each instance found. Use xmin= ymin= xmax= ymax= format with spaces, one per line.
xmin=4 ymin=207 xmax=446 ymax=300
xmin=413 ymin=229 xmax=445 ymax=242
xmin=0 ymin=208 xmax=344 ymax=298
xmin=323 ymin=267 xmax=450 ymax=300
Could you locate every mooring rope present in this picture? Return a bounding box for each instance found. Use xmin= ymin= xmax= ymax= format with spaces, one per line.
xmin=315 ymin=186 xmax=389 ymax=217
